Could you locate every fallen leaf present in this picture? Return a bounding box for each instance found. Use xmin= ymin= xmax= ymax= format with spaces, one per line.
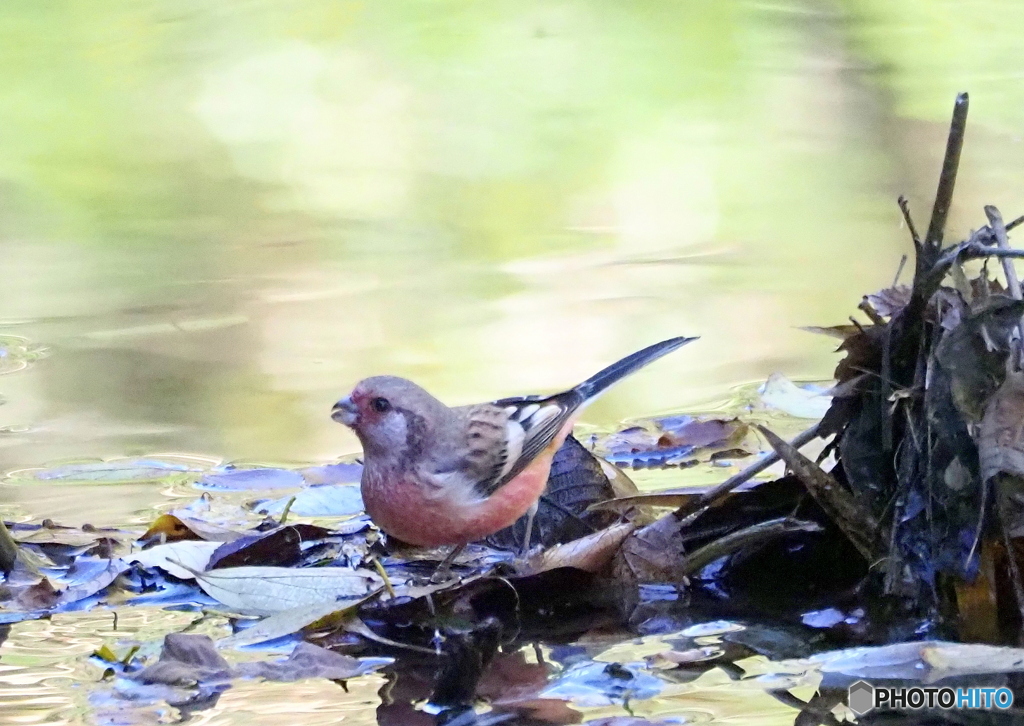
xmin=133 ymin=633 xmax=232 ymax=686
xmin=13 ymin=524 xmax=120 ymax=548
xmin=208 ymin=524 xmax=331 ymax=569
xmin=57 ymin=557 xmax=130 ymax=605
xmin=655 ymin=416 xmax=745 ymax=449
xmin=199 ymin=467 xmax=304 ymax=491
xmin=194 ymin=566 xmax=382 ymax=616
xmin=806 ymin=640 xmax=1024 ymax=683
xmin=15 ymin=578 xmax=60 ymax=610
xmin=978 ymin=365 xmax=1024 ymax=482
xmin=140 ymin=512 xmax=247 ymax=545
xmin=759 ymin=373 xmax=833 ymax=420
xmin=220 ymin=599 xmax=362 ymax=648
xmin=255 ymin=484 xmax=364 ymax=518
xmin=17 ymin=458 xmax=198 ymax=484
xmin=612 ymin=514 xmax=686 ymax=585
xmin=519 ymin=523 xmax=635 ymax=576
xmin=128 ymin=541 xmax=221 ymax=580
xmin=299 ymin=463 xmax=362 ymax=486
xmin=133 ymin=633 xmax=391 ymax=688
xmin=235 ymin=641 xmax=390 ymax=681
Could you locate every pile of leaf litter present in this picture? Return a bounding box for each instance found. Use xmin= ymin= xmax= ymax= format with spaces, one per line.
xmin=8 ymin=92 xmax=1024 ymax=724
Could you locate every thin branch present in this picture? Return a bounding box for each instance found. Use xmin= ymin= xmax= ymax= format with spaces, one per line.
xmin=674 ymin=423 xmax=820 ymax=527
xmin=986 ymin=205 xmax=1024 ymax=369
xmin=898 ymin=196 xmax=921 ymax=248
xmin=893 ymin=254 xmax=909 ymax=286
xmin=924 ymin=92 xmax=969 ymax=253
xmin=986 ymin=206 xmax=1021 ymax=298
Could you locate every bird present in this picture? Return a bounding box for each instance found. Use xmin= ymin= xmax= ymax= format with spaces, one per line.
xmin=331 ymin=336 xmax=696 ymax=569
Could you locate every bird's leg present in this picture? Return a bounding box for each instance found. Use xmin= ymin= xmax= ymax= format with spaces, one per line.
xmin=520 ymin=500 xmax=539 ymax=557
xmin=430 ymin=544 xmax=465 ymax=584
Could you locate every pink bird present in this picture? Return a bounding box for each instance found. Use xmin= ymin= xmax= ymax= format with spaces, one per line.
xmin=332 ymin=336 xmax=695 ymax=566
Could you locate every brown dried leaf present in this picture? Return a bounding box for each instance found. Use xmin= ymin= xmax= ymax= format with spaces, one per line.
xmin=978 ymin=366 xmax=1024 ymax=482
xmin=141 ymin=514 xmax=242 ymax=545
xmin=612 ymin=513 xmax=686 ymax=585
xmin=518 ymin=523 xmax=635 ymax=576
xmin=866 ymin=285 xmax=912 ymax=317
xmin=757 ymin=425 xmax=881 ymax=561
xmin=16 ymin=577 xmax=60 ymax=610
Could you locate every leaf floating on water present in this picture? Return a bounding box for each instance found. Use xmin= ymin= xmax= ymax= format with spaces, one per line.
xmin=299 ymin=463 xmax=362 ymax=486
xmin=141 ymin=513 xmax=242 ymax=544
xmin=15 ymin=577 xmax=60 ymax=610
xmin=133 ymin=633 xmax=233 ymax=686
xmin=128 ymin=541 xmax=221 ymax=580
xmin=57 ymin=557 xmax=130 ymax=606
xmin=234 ymin=641 xmax=391 ymax=681
xmin=14 ymin=523 xmax=123 ymax=548
xmin=194 ymin=566 xmax=382 ymax=616
xmin=255 ymin=484 xmax=365 ymax=518
xmin=199 ymin=467 xmax=305 ymax=491
xmin=208 ymin=524 xmax=331 ymax=570
xmin=9 ymin=457 xmax=201 ymax=484
xmin=806 ymin=641 xmax=1024 ymax=683
xmin=759 ymin=373 xmax=832 ymax=420
xmin=220 ymin=599 xmax=362 ymax=649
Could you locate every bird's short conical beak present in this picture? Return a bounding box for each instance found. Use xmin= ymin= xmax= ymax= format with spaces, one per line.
xmin=331 ymin=396 xmax=358 ymax=426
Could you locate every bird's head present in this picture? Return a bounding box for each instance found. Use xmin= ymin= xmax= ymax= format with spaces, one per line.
xmin=332 ymin=375 xmax=448 ymax=457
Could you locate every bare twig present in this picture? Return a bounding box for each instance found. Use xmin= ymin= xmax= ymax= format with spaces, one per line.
xmin=924 ymin=92 xmax=969 ymax=254
xmin=985 ymin=205 xmax=1024 ymax=369
xmin=986 ymin=206 xmax=1021 ymax=297
xmin=858 ymin=297 xmax=887 ymax=326
xmin=893 ymin=254 xmax=909 ymax=286
xmin=673 ymin=423 xmax=820 ymax=527
xmin=898 ymin=196 xmax=921 ymax=248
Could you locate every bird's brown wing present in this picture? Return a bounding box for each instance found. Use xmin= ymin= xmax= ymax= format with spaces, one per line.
xmin=458 ymin=391 xmax=583 ymax=498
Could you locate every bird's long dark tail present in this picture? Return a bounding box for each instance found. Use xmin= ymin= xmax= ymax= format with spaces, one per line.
xmin=574 ymin=336 xmax=697 ymax=403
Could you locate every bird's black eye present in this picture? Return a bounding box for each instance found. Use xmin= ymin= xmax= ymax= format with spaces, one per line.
xmin=371 ymin=397 xmax=391 ymax=413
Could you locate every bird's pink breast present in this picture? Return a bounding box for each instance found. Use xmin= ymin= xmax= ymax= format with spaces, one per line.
xmin=360 ymin=458 xmax=551 ymax=548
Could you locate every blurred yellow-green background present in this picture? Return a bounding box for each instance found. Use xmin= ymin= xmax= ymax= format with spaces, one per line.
xmin=2 ymin=0 xmax=1023 ymax=475
xmin=4 ymin=3 xmax=1024 ymax=726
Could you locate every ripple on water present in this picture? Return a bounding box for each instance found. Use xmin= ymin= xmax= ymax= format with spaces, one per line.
xmin=0 ymin=335 xmax=48 ymax=376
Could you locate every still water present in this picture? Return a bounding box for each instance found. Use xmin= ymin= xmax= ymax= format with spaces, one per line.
xmin=2 ymin=0 xmax=1024 ymax=723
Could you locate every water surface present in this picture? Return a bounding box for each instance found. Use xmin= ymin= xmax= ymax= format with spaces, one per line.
xmin=2 ymin=1 xmax=1024 ymax=723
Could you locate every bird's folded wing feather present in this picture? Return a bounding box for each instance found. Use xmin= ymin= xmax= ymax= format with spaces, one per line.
xmin=456 ymin=392 xmax=582 ymax=498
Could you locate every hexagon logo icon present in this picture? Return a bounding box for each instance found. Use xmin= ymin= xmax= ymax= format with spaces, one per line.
xmin=848 ymin=680 xmax=875 ymax=716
